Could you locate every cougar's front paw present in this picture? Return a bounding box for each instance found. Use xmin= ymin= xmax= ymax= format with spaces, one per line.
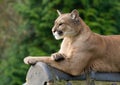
xmin=51 ymin=53 xmax=65 ymax=62
xmin=24 ymin=56 xmax=37 ymax=65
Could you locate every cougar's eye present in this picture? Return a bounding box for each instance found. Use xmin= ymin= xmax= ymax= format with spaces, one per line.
xmin=59 ymin=23 xmax=63 ymax=26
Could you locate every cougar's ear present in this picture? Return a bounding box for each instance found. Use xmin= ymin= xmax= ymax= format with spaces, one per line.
xmin=57 ymin=10 xmax=62 ymax=16
xmin=70 ymin=9 xmax=79 ymax=20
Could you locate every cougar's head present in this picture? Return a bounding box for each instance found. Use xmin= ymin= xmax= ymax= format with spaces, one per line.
xmin=52 ymin=9 xmax=81 ymax=40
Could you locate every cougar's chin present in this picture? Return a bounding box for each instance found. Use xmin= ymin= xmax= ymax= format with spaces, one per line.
xmin=53 ymin=32 xmax=64 ymax=40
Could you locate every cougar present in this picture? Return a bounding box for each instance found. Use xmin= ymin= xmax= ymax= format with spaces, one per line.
xmin=24 ymin=9 xmax=120 ymax=81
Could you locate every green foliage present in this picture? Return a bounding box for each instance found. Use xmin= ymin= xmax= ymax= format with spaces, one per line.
xmin=0 ymin=0 xmax=120 ymax=85
xmin=15 ymin=0 xmax=120 ymax=55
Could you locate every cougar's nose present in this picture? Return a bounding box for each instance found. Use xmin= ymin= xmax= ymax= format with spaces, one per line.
xmin=52 ymin=26 xmax=56 ymax=33
xmin=52 ymin=29 xmax=56 ymax=33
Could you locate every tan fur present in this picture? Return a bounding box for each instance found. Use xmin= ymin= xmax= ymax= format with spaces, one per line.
xmin=24 ymin=9 xmax=120 ymax=76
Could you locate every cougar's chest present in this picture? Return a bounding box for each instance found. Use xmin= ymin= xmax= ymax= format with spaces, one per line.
xmin=59 ymin=38 xmax=82 ymax=57
xmin=60 ymin=43 xmax=75 ymax=57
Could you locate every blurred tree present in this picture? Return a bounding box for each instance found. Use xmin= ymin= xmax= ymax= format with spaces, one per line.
xmin=0 ymin=0 xmax=120 ymax=85
xmin=0 ymin=0 xmax=29 ymax=85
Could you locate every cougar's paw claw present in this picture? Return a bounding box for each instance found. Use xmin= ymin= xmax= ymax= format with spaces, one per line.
xmin=24 ymin=56 xmax=37 ymax=65
xmin=51 ymin=53 xmax=65 ymax=62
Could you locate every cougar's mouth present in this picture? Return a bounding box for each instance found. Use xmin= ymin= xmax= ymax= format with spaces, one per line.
xmin=53 ymin=31 xmax=64 ymax=40
xmin=57 ymin=30 xmax=63 ymax=35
